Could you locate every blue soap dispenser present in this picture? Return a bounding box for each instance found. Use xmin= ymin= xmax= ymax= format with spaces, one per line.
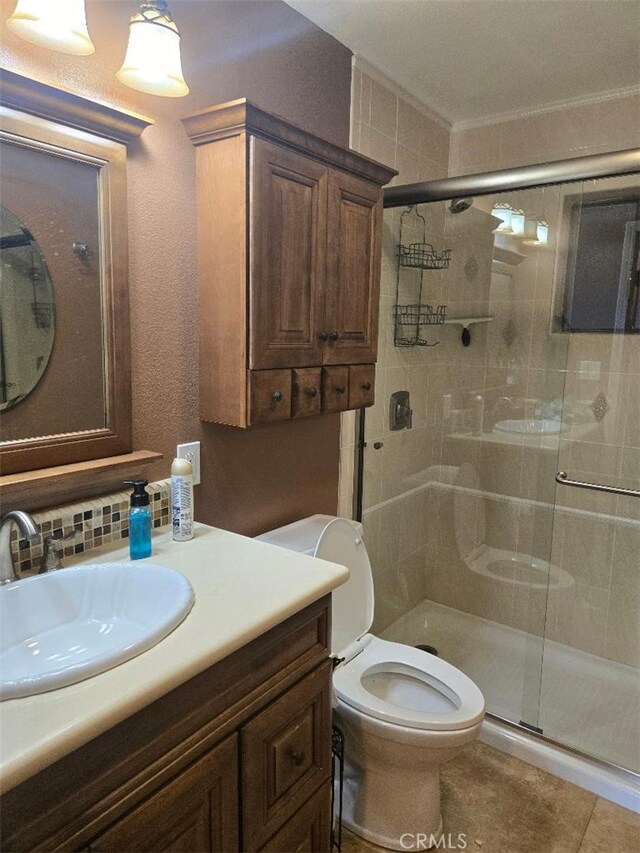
xmin=124 ymin=479 xmax=152 ymax=560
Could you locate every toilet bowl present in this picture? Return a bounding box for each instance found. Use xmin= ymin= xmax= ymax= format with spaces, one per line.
xmin=257 ymin=514 xmax=485 ymax=850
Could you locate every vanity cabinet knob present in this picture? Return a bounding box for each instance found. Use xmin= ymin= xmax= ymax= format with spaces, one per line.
xmin=362 ymin=382 xmax=372 ymax=391
xmin=272 ymin=391 xmax=283 ymax=403
xmin=306 ymin=387 xmax=318 ymax=398
xmin=290 ymin=749 xmax=305 ymax=766
xmin=318 ymin=331 xmax=328 ymax=342
xmin=335 ymin=385 xmax=346 ymax=394
xmin=328 ymin=330 xmax=339 ymax=341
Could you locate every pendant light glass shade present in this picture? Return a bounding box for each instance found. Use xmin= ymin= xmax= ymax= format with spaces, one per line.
xmin=6 ymin=0 xmax=94 ymax=55
xmin=510 ymin=208 xmax=525 ymax=237
xmin=491 ymin=202 xmax=514 ymax=234
xmin=117 ymin=1 xmax=189 ymax=98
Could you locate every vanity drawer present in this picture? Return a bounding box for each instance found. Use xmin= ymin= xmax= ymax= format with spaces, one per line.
xmin=249 ymin=370 xmax=292 ymax=423
xmin=259 ymin=781 xmax=331 ymax=852
xmin=348 ymin=364 xmax=375 ymax=409
xmin=241 ymin=660 xmax=332 ymax=851
xmin=321 ymin=366 xmax=349 ymax=413
xmin=291 ymin=368 xmax=322 ymax=419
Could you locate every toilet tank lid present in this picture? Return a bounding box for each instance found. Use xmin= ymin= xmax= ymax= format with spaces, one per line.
xmin=256 ymin=514 xmax=364 ymax=555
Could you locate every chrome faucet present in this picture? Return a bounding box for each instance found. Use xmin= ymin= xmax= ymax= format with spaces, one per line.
xmin=0 ymin=510 xmax=39 ymax=585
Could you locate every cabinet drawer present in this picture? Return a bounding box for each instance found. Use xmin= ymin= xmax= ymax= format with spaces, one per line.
xmin=249 ymin=370 xmax=291 ymax=424
xmin=241 ymin=661 xmax=332 ymax=851
xmin=292 ymin=368 xmax=322 ymax=418
xmin=259 ymin=781 xmax=331 ymax=852
xmin=321 ymin=366 xmax=349 ymax=413
xmin=348 ymin=364 xmax=375 ymax=409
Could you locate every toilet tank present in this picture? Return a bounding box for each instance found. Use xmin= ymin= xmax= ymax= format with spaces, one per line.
xmin=257 ymin=515 xmax=372 ymax=658
xmin=256 ymin=514 xmax=363 ymax=554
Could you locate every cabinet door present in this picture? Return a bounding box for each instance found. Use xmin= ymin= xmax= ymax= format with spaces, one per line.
xmin=324 ymin=169 xmax=382 ymax=365
xmin=90 ymin=735 xmax=239 ymax=853
xmin=241 ymin=661 xmax=332 ymax=851
xmin=250 ymin=138 xmax=327 ymax=370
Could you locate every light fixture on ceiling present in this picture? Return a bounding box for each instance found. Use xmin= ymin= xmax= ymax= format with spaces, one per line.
xmin=6 ymin=0 xmax=95 ymax=56
xmin=117 ymin=1 xmax=189 ymax=98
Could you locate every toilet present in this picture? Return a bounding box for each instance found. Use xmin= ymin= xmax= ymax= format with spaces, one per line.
xmin=257 ymin=514 xmax=485 ymax=850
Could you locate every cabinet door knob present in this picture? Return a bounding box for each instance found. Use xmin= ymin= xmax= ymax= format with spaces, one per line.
xmin=335 ymin=385 xmax=345 ymax=394
xmin=362 ymin=382 xmax=372 ymax=391
xmin=318 ymin=331 xmax=328 ymax=342
xmin=328 ymin=330 xmax=339 ymax=341
xmin=306 ymin=387 xmax=318 ymax=398
xmin=290 ymin=749 xmax=305 ymax=766
xmin=272 ymin=391 xmax=283 ymax=402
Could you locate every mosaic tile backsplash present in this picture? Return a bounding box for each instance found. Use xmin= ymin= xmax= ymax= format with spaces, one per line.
xmin=10 ymin=479 xmax=171 ymax=576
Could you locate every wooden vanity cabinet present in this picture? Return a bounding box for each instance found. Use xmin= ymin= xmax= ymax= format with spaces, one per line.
xmin=0 ymin=597 xmax=333 ymax=853
xmin=182 ymin=99 xmax=396 ymax=427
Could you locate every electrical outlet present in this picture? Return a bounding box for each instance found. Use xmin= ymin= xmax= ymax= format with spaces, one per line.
xmin=177 ymin=441 xmax=201 ymax=485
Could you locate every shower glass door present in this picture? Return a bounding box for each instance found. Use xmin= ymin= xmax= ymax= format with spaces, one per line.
xmin=363 ymin=166 xmax=639 ymax=772
xmin=538 ymin=172 xmax=640 ymax=772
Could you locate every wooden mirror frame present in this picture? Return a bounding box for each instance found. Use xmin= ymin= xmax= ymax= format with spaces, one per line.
xmin=0 ymin=70 xmax=152 ymax=477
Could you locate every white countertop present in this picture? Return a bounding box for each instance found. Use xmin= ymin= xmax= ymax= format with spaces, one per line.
xmin=0 ymin=523 xmax=349 ymax=794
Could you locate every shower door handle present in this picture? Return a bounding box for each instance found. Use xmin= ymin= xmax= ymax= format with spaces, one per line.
xmin=555 ymin=471 xmax=640 ymax=499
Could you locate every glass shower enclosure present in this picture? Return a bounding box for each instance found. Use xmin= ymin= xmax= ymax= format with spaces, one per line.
xmin=358 ymin=150 xmax=640 ymax=775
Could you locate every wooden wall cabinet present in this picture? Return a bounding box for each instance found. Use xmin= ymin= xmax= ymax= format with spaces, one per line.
xmin=182 ymin=99 xmax=396 ymax=427
xmin=1 ymin=598 xmax=333 ymax=853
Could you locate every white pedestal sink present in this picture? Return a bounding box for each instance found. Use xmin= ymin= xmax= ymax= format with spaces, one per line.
xmin=0 ymin=562 xmax=194 ymax=700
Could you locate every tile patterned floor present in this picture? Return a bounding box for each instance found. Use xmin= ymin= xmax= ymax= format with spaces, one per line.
xmin=339 ymin=742 xmax=640 ymax=853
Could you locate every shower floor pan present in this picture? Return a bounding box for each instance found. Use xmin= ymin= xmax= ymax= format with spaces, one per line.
xmin=382 ymin=599 xmax=639 ymax=777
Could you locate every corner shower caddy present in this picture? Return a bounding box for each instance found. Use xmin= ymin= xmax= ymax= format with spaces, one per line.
xmin=393 ymin=205 xmax=451 ymax=346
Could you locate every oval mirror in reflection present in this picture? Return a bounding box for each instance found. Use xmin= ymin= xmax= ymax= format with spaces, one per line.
xmin=0 ymin=205 xmax=55 ymax=411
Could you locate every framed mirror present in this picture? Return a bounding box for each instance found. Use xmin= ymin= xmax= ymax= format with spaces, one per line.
xmin=0 ymin=70 xmax=151 ymax=476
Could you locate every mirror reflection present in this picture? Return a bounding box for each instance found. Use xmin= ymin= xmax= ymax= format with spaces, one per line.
xmin=0 ymin=138 xmax=106 ymax=443
xmin=0 ymin=205 xmax=55 ymax=411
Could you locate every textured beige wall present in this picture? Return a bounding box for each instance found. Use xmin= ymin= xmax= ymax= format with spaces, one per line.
xmin=1 ymin=0 xmax=353 ymax=535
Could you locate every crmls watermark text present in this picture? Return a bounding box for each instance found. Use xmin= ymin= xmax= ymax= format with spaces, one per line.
xmin=400 ymin=832 xmax=468 ymax=850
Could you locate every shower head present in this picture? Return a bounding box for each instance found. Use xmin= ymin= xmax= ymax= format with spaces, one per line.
xmin=449 ymin=198 xmax=473 ymax=214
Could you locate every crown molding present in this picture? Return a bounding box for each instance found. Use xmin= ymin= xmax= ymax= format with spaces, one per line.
xmin=352 ymin=55 xmax=452 ymax=132
xmin=0 ymin=68 xmax=153 ymax=144
xmin=452 ymin=84 xmax=640 ymax=133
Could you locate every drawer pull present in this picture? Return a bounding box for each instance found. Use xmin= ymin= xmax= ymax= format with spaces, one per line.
xmin=328 ymin=330 xmax=339 ymax=341
xmin=335 ymin=385 xmax=345 ymax=394
xmin=306 ymin=387 xmax=318 ymax=398
xmin=290 ymin=749 xmax=306 ymax=766
xmin=272 ymin=391 xmax=283 ymax=402
xmin=318 ymin=331 xmax=328 ymax=342
xmin=361 ymin=382 xmax=372 ymax=391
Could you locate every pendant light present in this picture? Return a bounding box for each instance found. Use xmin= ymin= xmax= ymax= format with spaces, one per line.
xmin=117 ymin=1 xmax=189 ymax=98
xmin=491 ymin=202 xmax=514 ymax=234
xmin=6 ymin=0 xmax=95 ymax=56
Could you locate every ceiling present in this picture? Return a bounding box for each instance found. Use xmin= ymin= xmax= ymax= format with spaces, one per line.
xmin=284 ymin=0 xmax=640 ymax=126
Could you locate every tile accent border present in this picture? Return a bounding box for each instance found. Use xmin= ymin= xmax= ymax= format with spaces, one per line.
xmin=10 ymin=479 xmax=171 ymax=576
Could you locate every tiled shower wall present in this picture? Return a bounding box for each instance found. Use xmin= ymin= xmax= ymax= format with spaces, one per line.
xmin=345 ymin=69 xmax=640 ymax=668
xmin=338 ymin=57 xmax=452 ymax=519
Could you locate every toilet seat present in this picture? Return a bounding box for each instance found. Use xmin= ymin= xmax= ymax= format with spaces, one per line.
xmin=333 ymin=635 xmax=485 ymax=731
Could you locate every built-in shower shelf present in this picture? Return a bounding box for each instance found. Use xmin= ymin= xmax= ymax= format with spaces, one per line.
xmin=443 ymin=316 xmax=493 ymax=346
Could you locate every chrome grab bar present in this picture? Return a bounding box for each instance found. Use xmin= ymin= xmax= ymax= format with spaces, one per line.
xmin=556 ymin=471 xmax=640 ymax=499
